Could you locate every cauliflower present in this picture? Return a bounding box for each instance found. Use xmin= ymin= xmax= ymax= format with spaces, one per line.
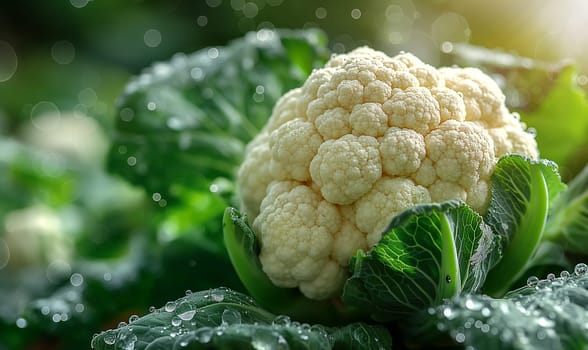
xmin=238 ymin=47 xmax=538 ymax=300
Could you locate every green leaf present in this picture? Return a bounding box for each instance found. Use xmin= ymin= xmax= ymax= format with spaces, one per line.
xmin=411 ymin=263 xmax=588 ymax=349
xmin=107 ymin=29 xmax=330 ymax=205
xmin=222 ymin=208 xmax=348 ymax=324
xmin=90 ymin=287 xmax=392 ymax=350
xmin=483 ymin=155 xmax=566 ymax=296
xmin=544 ymin=164 xmax=588 ymax=253
xmin=519 ymin=66 xmax=588 ymax=179
xmin=342 ymin=201 xmax=497 ymax=322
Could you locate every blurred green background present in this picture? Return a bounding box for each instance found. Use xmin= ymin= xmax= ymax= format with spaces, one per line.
xmin=1 ymin=1 xmax=587 ymax=349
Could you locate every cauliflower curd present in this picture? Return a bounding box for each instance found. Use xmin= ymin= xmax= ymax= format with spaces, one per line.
xmin=238 ymin=47 xmax=538 ymax=300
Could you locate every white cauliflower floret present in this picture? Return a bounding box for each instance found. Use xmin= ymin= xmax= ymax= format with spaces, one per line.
xmin=237 ymin=47 xmax=538 ymax=300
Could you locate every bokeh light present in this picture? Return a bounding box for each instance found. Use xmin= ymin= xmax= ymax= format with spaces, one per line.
xmin=51 ymin=40 xmax=75 ymax=64
xmin=0 ymin=41 xmax=17 ymax=82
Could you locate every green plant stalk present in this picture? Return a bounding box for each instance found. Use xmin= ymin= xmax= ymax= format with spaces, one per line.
xmin=484 ymin=165 xmax=549 ymax=296
xmin=438 ymin=213 xmax=462 ymax=300
xmin=222 ymin=207 xmax=351 ymax=324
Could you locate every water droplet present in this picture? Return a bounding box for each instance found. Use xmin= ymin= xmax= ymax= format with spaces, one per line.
xmin=41 ymin=306 xmax=51 ymax=315
xmin=205 ymin=0 xmax=222 ymax=7
xmin=149 ymin=306 xmax=156 ymax=313
xmin=147 ymin=102 xmax=157 ymax=111
xmin=195 ymin=327 xmax=213 ymax=343
xmin=75 ymin=303 xmax=85 ymax=313
xmin=272 ymin=315 xmax=291 ymax=326
xmin=152 ymin=193 xmax=162 ymax=202
xmin=51 ymin=40 xmax=75 ymax=65
xmin=445 ymin=275 xmax=452 ymax=283
xmin=221 ymin=309 xmax=241 ymax=325
xmin=574 ymin=263 xmax=587 ymax=276
xmin=16 ymin=318 xmax=27 ymax=328
xmin=103 ymin=331 xmax=117 ymax=345
xmin=165 ymin=301 xmax=177 ymax=312
xmin=197 ymin=15 xmax=208 ymax=27
xmin=351 ymin=8 xmax=362 ymax=19
xmin=118 ymin=321 xmax=128 ymax=328
xmin=211 ymin=291 xmax=224 ymax=302
xmin=455 ymin=332 xmax=466 ymax=343
xmin=441 ymin=41 xmax=453 ymax=53
xmin=481 ymin=307 xmax=491 ymax=317
xmin=464 ymin=297 xmax=482 ymax=311
xmin=527 ymin=276 xmax=539 ymax=287
xmin=128 ymin=315 xmax=139 ymax=323
xmin=560 ymin=270 xmax=570 ymax=278
xmin=78 ymin=87 xmax=97 ymax=106
xmin=537 ymin=279 xmax=551 ymax=289
xmin=126 ymin=156 xmax=137 ymax=166
xmin=0 ymin=41 xmax=18 ymax=82
xmin=30 ymin=101 xmax=61 ymax=131
xmin=536 ymin=317 xmax=555 ymax=328
xmin=144 ymin=29 xmax=162 ymax=48
xmin=202 ymin=88 xmax=214 ymax=99
xmin=190 ymin=67 xmax=204 ymax=81
xmin=70 ymin=273 xmax=84 ymax=287
xmin=46 ymin=260 xmax=72 ymax=283
xmin=70 ymin=0 xmax=89 ymax=8
xmin=442 ymin=306 xmax=455 ymax=319
xmin=207 ymin=48 xmax=219 ymax=59
xmin=315 ymin=7 xmax=327 ymax=19
xmin=178 ymin=310 xmax=196 ymax=321
xmin=103 ymin=272 xmax=112 ymax=281
xmin=242 ymin=2 xmax=259 ymax=18
xmin=546 ymin=273 xmax=556 ymax=281
xmin=171 ymin=316 xmax=182 ymax=327
xmin=185 ymin=290 xmax=193 ymax=296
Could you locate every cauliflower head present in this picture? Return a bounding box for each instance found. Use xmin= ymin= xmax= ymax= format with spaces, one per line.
xmin=238 ymin=47 xmax=538 ymax=300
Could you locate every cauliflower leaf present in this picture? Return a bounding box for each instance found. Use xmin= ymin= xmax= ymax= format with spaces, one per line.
xmin=483 ymin=155 xmax=566 ymax=296
xmin=407 ymin=264 xmax=588 ymax=349
xmin=342 ymin=201 xmax=497 ymax=322
xmin=90 ymin=287 xmax=392 ymax=350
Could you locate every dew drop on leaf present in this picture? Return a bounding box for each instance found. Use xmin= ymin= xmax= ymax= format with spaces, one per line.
xmin=165 ymin=301 xmax=177 ymax=312
xmin=574 ymin=263 xmax=587 ymax=276
xmin=464 ymin=297 xmax=482 ymax=311
xmin=103 ymin=331 xmax=116 ymax=345
xmin=272 ymin=315 xmax=291 ymax=326
xmin=211 ymin=291 xmax=224 ymax=302
xmin=171 ymin=316 xmax=182 ymax=327
xmin=221 ymin=309 xmax=241 ymax=325
xmin=454 ymin=332 xmax=466 ymax=343
xmin=15 ymin=318 xmax=27 ymax=328
xmin=526 ymin=276 xmax=539 ymax=287
xmin=178 ymin=310 xmax=196 ymax=321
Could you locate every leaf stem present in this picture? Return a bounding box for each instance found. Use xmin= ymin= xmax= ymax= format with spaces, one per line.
xmin=484 ymin=164 xmax=549 ymax=296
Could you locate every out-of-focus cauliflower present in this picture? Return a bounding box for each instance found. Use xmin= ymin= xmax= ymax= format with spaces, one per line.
xmin=1 ymin=206 xmax=71 ymax=271
xmin=238 ymin=47 xmax=538 ymax=300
